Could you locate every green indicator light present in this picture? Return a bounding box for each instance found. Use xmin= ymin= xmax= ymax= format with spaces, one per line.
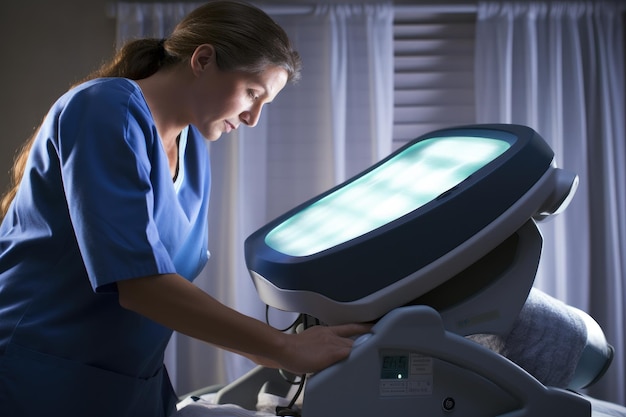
xmin=265 ymin=136 xmax=511 ymax=256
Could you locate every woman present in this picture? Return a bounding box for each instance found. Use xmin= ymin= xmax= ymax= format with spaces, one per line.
xmin=0 ymin=2 xmax=369 ymax=416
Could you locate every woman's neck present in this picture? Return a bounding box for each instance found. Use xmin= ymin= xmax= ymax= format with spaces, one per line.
xmin=136 ymin=69 xmax=190 ymax=178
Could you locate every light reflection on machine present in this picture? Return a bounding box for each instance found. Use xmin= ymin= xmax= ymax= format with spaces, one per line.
xmin=213 ymin=125 xmax=613 ymax=417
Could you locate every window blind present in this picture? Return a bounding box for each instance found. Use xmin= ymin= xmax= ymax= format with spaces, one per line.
xmin=393 ymin=10 xmax=477 ymax=148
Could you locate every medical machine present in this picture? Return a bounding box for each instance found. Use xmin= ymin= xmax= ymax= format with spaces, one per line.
xmin=193 ymin=125 xmax=620 ymax=416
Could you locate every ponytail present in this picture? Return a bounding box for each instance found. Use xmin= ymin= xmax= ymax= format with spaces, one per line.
xmin=1 ymin=127 xmax=39 ymax=218
xmin=85 ymin=38 xmax=178 ymax=81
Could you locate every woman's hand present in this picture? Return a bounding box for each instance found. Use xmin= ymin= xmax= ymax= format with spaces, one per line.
xmin=278 ymin=323 xmax=372 ymax=374
xmin=243 ymin=323 xmax=372 ymax=375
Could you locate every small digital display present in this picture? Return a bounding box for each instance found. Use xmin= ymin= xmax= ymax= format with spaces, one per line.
xmin=381 ymin=355 xmax=409 ymax=380
xmin=265 ymin=136 xmax=511 ymax=256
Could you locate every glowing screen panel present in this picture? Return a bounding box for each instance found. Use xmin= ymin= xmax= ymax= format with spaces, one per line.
xmin=265 ymin=136 xmax=511 ymax=257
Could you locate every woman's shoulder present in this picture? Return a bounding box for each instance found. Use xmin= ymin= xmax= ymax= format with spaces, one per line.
xmin=75 ymin=77 xmax=139 ymax=91
xmin=64 ymin=78 xmax=144 ymax=105
xmin=53 ymin=78 xmax=151 ymax=125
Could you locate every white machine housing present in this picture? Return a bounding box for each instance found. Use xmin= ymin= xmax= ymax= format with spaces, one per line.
xmin=211 ymin=125 xmax=616 ymax=417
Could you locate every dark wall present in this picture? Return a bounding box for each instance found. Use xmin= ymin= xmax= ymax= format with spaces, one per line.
xmin=0 ymin=0 xmax=116 ymax=195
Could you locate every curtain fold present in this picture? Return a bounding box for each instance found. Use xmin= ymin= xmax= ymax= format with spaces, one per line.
xmin=114 ymin=2 xmax=203 ymax=47
xmin=475 ymin=1 xmax=625 ymax=404
xmin=113 ymin=1 xmax=394 ymax=395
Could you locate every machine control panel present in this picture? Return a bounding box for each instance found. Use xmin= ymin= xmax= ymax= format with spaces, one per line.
xmin=379 ymin=350 xmax=434 ymax=397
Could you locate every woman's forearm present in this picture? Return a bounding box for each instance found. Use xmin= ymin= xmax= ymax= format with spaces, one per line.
xmin=117 ymin=273 xmax=287 ymax=361
xmin=116 ymin=273 xmax=369 ymax=374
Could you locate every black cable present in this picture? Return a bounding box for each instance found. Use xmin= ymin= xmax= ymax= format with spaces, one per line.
xmin=265 ymin=305 xmax=303 ymax=333
xmin=263 ymin=311 xmax=317 ymax=416
xmin=275 ymin=373 xmax=306 ymax=417
xmin=278 ymin=369 xmax=302 ymax=385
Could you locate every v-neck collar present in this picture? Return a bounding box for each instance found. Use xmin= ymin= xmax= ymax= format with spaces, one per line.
xmin=172 ymin=126 xmax=189 ymax=193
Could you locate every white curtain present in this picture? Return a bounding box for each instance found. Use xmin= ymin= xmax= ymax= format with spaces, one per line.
xmin=113 ymin=1 xmax=394 ymax=395
xmin=475 ymin=1 xmax=626 ymax=404
xmin=113 ymin=2 xmax=202 ymax=49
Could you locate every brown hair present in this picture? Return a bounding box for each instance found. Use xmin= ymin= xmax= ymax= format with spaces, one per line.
xmin=1 ymin=0 xmax=301 ymax=218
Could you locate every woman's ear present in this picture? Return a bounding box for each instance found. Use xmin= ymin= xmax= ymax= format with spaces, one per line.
xmin=190 ymin=44 xmax=216 ymax=76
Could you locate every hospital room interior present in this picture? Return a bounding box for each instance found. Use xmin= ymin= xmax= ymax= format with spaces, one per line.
xmin=1 ymin=0 xmax=625 ymax=415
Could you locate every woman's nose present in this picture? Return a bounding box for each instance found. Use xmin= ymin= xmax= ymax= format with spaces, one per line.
xmin=240 ymin=105 xmax=262 ymax=127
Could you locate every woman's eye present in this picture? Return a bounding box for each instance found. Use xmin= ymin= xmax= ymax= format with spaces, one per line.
xmin=248 ymin=90 xmax=259 ymax=101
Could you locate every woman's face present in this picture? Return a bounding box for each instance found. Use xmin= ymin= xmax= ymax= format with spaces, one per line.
xmin=189 ymin=49 xmax=289 ymax=141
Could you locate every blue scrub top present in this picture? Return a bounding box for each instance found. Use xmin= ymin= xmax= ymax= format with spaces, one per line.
xmin=0 ymin=78 xmax=211 ymax=417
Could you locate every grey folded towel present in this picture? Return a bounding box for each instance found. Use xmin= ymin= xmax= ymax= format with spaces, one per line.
xmin=470 ymin=287 xmax=587 ymax=388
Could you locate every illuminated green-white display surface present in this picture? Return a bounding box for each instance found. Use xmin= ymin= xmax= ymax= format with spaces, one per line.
xmin=265 ymin=136 xmax=511 ymax=257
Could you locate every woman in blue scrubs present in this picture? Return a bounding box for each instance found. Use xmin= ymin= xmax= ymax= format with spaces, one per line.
xmin=0 ymin=2 xmax=369 ymax=416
